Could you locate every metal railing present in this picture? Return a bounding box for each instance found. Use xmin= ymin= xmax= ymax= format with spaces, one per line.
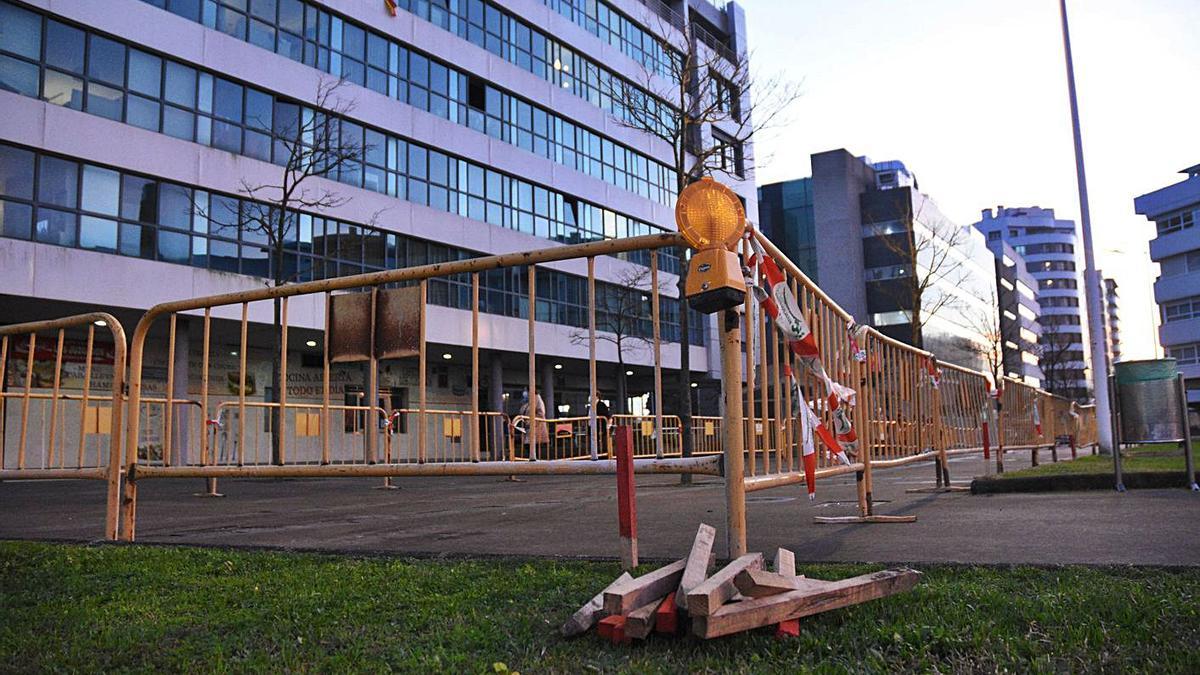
xmin=116 ymin=232 xmax=723 ymax=540
xmin=0 ymin=313 xmax=126 ymax=539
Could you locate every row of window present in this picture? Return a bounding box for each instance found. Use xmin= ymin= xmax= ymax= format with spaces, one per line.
xmin=1168 ymin=343 xmax=1199 ymax=367
xmin=1015 ymin=242 xmax=1074 ymax=255
xmin=1038 ymin=278 xmax=1077 ymax=290
xmin=540 ymin=0 xmax=677 ymax=77
xmin=392 ymin=0 xmax=674 ymax=135
xmin=1156 ymin=209 xmax=1195 ymax=236
xmin=1035 ymin=260 xmax=1076 ymax=272
xmin=1160 ymin=250 xmax=1200 ymax=277
xmin=1163 ymin=295 xmax=1200 ymax=324
xmin=1040 ymin=296 xmax=1080 ymax=308
xmin=0 ymin=142 xmax=703 ymax=345
xmin=0 ymin=2 xmax=677 ymax=273
xmin=1041 ymin=314 xmax=1081 ymax=326
xmin=1 ymin=1 xmax=675 ymax=207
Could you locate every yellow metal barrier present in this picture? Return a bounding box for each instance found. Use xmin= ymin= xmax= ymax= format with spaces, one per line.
xmin=610 ymin=414 xmax=683 ymax=458
xmin=0 ymin=313 xmax=126 ymax=539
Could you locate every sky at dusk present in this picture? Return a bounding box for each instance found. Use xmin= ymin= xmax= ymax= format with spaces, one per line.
xmin=742 ymin=0 xmax=1200 ymax=361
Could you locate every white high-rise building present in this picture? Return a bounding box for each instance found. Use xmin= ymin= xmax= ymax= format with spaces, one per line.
xmin=974 ymin=206 xmax=1091 ymax=401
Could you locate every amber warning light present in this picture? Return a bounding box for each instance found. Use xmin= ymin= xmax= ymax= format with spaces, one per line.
xmin=676 ymin=178 xmax=747 ymax=313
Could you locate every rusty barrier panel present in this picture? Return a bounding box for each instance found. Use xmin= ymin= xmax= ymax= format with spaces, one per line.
xmin=0 ymin=312 xmax=126 ymax=539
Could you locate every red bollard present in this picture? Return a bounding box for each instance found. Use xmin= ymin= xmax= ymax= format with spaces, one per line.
xmin=982 ymin=421 xmax=991 ymax=460
xmin=615 ymin=425 xmax=638 ymax=570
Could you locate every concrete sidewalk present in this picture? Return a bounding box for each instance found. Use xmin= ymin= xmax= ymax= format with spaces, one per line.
xmin=3 ymin=452 xmax=1199 ymax=565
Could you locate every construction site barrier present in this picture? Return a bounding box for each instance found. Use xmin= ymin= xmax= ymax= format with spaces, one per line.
xmin=4 ymin=229 xmax=1100 ymax=548
xmin=0 ymin=313 xmax=126 ymax=539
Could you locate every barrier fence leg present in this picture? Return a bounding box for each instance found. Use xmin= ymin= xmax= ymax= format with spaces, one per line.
xmin=1032 ymin=445 xmax=1039 ymax=468
xmin=1109 ymin=375 xmax=1125 ymax=492
xmin=614 ymin=425 xmax=638 ymax=569
xmin=1070 ymin=434 xmax=1077 ymax=460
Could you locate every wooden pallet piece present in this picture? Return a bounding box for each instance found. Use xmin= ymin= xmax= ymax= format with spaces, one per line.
xmin=774 ymin=548 xmax=796 ymax=577
xmin=654 ymin=591 xmax=679 ymax=635
xmin=560 ymin=571 xmax=633 ymax=637
xmin=603 ymin=558 xmax=687 ymax=616
xmin=625 ymin=595 xmax=669 ymax=639
xmin=774 ymin=619 xmax=801 ymax=639
xmin=693 ymin=568 xmax=921 ymax=639
xmin=813 ymin=514 xmax=917 ymax=524
xmin=686 ymin=552 xmax=763 ymax=617
xmin=676 ymin=523 xmax=717 ymax=610
xmin=734 ymin=569 xmax=826 ymax=599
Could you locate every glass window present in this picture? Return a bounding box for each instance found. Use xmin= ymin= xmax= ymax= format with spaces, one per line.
xmin=208 ymin=194 xmax=241 ymax=238
xmin=0 ymin=2 xmax=41 ymax=60
xmin=85 ymin=82 xmax=123 ymax=121
xmin=164 ymin=62 xmax=197 ymax=106
xmin=278 ymin=0 xmax=303 ymax=33
xmin=0 ymin=145 xmax=35 ymax=199
xmin=208 ymin=238 xmax=238 ymax=272
xmin=158 ymin=228 xmax=190 ymax=263
xmin=119 ymin=221 xmax=154 ymax=258
xmin=213 ymin=78 xmax=243 ymax=122
xmin=128 ymin=49 xmax=162 ymax=97
xmin=34 ymin=207 xmax=76 ymax=246
xmin=0 ymin=199 xmax=32 ymax=239
xmin=244 ymin=87 xmax=272 ymax=131
xmin=38 ymin=156 xmax=78 ymax=208
xmin=45 ymin=21 xmax=85 ymax=74
xmin=163 ymin=106 xmax=194 ymax=140
xmin=158 ymin=183 xmax=192 ymax=230
xmin=87 ymin=35 xmax=126 ymax=86
xmin=42 ymin=69 xmax=83 ymax=110
xmin=128 ymin=95 xmax=161 ymax=131
xmin=81 ymin=165 xmax=120 ymax=216
xmin=79 ymin=215 xmax=118 ymax=252
xmin=121 ymin=175 xmax=157 ymax=222
xmin=0 ymin=54 xmax=38 ymax=97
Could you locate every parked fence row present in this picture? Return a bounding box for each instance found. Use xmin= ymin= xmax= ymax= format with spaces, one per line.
xmin=1 ymin=231 xmax=1097 ymax=548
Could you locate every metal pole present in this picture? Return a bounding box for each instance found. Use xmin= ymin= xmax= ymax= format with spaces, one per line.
xmin=1108 ymin=374 xmax=1124 ymax=492
xmin=1059 ymin=0 xmax=1113 ymax=454
xmin=1178 ymin=374 xmax=1197 ymax=492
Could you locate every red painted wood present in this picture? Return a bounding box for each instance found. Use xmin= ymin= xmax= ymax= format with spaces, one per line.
xmin=615 ymin=426 xmax=636 ymax=540
xmin=982 ymin=421 xmax=990 ymax=460
xmin=654 ymin=591 xmax=678 ymax=634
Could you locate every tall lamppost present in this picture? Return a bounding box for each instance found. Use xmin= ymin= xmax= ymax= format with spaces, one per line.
xmin=1059 ymin=0 xmax=1114 ymax=453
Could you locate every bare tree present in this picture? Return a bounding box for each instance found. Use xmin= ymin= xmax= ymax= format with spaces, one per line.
xmin=605 ymin=16 xmax=802 ymax=465
xmin=1038 ymin=315 xmax=1084 ymax=399
xmin=209 ymin=77 xmax=367 ymax=464
xmin=569 ymin=267 xmax=664 ymax=415
xmin=963 ymin=285 xmax=1041 ymax=388
xmin=865 ymin=196 xmax=973 ymax=350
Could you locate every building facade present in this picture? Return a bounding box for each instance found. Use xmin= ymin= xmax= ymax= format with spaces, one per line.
xmin=757 ymin=150 xmax=998 ymax=372
xmin=973 ymin=206 xmax=1091 ymax=401
xmin=1135 ymin=163 xmax=1200 ymax=408
xmin=985 ymin=240 xmax=1043 ymax=387
xmin=0 ymin=0 xmax=758 ymax=452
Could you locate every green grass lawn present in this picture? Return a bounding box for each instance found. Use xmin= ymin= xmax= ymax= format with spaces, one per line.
xmin=2 ymin=543 xmax=1199 ymax=673
xmin=998 ymin=442 xmax=1197 ymax=480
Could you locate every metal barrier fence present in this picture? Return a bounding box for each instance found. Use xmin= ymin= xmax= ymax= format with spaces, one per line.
xmin=116 ymin=233 xmax=722 ymax=540
xmin=4 ymin=228 xmax=1101 ymax=547
xmin=0 ymin=313 xmax=126 ymax=539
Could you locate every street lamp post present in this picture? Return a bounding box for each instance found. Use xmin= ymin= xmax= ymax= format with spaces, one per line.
xmin=1059 ymin=0 xmax=1114 ymax=454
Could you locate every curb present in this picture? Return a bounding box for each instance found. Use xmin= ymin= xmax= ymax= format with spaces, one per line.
xmin=971 ymin=472 xmax=1200 ymax=494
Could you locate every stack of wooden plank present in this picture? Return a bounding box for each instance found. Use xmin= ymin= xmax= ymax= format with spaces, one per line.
xmin=561 ymin=523 xmax=921 ymax=643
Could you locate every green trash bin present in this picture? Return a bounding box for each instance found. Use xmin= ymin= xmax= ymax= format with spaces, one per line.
xmin=1114 ymin=359 xmax=1184 ymax=443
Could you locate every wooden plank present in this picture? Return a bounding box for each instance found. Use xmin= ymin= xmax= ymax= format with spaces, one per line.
xmin=675 ymin=523 xmax=717 ymax=609
xmin=624 ymin=595 xmax=667 ymax=639
xmin=686 ymin=552 xmax=763 ymax=617
xmin=603 ymin=558 xmax=687 ymax=616
xmin=693 ymin=568 xmax=921 ymax=639
xmin=734 ymin=569 xmax=825 ymax=598
xmin=597 ymin=615 xmax=628 ymax=644
xmin=813 ymin=515 xmax=917 ymax=524
xmin=774 ymin=548 xmax=796 ymax=577
xmin=560 ymin=572 xmax=633 ymax=637
xmin=654 ymin=591 xmax=679 ymax=635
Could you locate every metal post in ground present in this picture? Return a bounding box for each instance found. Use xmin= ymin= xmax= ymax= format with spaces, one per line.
xmin=1109 ymin=374 xmax=1125 ymax=492
xmin=1178 ymin=374 xmax=1198 ymax=492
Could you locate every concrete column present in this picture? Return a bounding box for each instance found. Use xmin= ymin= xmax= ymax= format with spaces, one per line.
xmin=541 ymin=361 xmax=555 ymax=418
